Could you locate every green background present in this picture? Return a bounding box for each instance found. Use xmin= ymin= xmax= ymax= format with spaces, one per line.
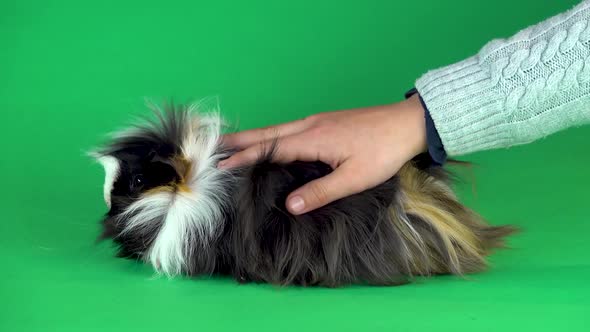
xmin=1 ymin=0 xmax=588 ymax=331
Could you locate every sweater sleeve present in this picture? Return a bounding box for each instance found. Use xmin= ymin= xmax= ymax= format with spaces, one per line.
xmin=415 ymin=0 xmax=590 ymax=156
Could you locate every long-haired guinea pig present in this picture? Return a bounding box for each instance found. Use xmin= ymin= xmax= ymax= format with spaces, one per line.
xmin=90 ymin=102 xmax=516 ymax=287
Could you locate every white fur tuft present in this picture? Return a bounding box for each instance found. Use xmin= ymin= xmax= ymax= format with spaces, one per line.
xmin=94 ymin=155 xmax=121 ymax=209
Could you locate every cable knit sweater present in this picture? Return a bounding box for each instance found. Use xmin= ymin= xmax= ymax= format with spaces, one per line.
xmin=415 ymin=0 xmax=590 ymax=156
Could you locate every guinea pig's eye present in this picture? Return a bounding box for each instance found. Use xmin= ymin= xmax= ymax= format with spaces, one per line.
xmin=131 ymin=174 xmax=145 ymax=190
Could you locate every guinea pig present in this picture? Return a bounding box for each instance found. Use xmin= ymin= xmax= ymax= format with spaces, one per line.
xmin=90 ymin=102 xmax=516 ymax=287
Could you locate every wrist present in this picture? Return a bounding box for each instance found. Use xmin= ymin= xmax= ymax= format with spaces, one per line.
xmin=403 ymin=94 xmax=428 ymax=157
xmin=404 ymin=87 xmax=448 ymax=165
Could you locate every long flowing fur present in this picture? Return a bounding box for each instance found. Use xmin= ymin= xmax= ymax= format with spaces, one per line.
xmin=92 ymin=103 xmax=516 ymax=287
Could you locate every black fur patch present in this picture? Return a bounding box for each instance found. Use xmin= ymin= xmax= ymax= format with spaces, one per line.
xmin=224 ymin=153 xmax=422 ymax=286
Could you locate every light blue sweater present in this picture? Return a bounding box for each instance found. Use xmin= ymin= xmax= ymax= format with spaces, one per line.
xmin=416 ymin=0 xmax=590 ymax=156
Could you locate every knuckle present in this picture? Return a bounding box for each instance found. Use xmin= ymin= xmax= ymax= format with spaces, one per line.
xmin=303 ymin=114 xmax=319 ymax=123
xmin=262 ymin=127 xmax=278 ymax=140
xmin=307 ymin=182 xmax=330 ymax=206
xmin=252 ymin=144 xmax=267 ymax=158
xmin=307 ymin=126 xmax=326 ymax=138
xmin=235 ymin=148 xmax=257 ymax=164
xmin=231 ymin=153 xmax=247 ymax=165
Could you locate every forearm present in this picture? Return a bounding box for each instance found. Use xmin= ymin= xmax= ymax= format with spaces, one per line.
xmin=416 ymin=0 xmax=590 ymax=156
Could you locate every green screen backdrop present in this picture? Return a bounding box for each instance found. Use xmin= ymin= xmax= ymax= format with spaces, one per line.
xmin=1 ymin=0 xmax=588 ymax=331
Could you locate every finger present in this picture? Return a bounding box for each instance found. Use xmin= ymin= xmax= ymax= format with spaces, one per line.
xmin=221 ymin=118 xmax=310 ymax=150
xmin=218 ymin=133 xmax=323 ymax=169
xmin=218 ymin=142 xmax=273 ymax=169
xmin=285 ymin=163 xmax=371 ymax=215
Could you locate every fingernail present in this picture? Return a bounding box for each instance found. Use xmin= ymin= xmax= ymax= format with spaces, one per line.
xmin=288 ymin=196 xmax=305 ymax=213
xmin=218 ymin=160 xmax=228 ymax=169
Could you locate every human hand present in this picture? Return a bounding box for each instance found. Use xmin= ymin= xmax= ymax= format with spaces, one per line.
xmin=218 ymin=94 xmax=427 ymax=215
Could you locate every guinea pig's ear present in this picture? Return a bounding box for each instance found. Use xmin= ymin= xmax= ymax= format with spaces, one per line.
xmin=88 ymin=151 xmax=121 ymax=209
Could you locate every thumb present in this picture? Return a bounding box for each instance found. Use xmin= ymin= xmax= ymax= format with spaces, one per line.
xmin=285 ymin=163 xmax=368 ymax=215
